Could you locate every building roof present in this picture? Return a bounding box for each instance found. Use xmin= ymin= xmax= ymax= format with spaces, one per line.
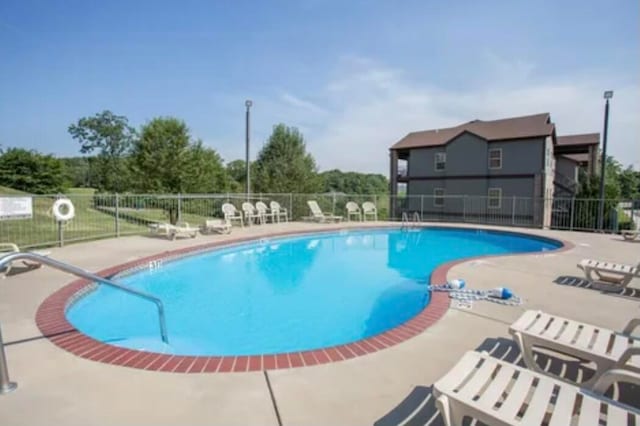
xmin=561 ymin=153 xmax=590 ymax=163
xmin=390 ymin=113 xmax=555 ymax=150
xmin=556 ymin=133 xmax=599 ymax=147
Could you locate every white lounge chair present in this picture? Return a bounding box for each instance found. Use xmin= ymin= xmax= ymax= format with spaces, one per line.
xmin=269 ymin=201 xmax=288 ymax=223
xmin=201 ymin=219 xmax=231 ymax=234
xmin=148 ymin=222 xmax=198 ymax=240
xmin=0 ymin=243 xmax=51 ymax=276
xmin=578 ymin=258 xmax=640 ymax=291
xmin=242 ymin=202 xmax=263 ymax=225
xmin=222 ymin=203 xmax=243 ymax=227
xmin=362 ymin=201 xmax=378 ymax=221
xmin=345 ymin=201 xmax=362 ymax=221
xmin=622 ymin=229 xmax=639 ymax=241
xmin=509 ymin=310 xmax=640 ymax=388
xmin=306 ymin=200 xmax=342 ymax=223
xmin=255 ymin=201 xmax=275 ymax=224
xmin=434 ymin=350 xmax=640 ymax=426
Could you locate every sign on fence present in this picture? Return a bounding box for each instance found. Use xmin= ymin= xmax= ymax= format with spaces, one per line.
xmin=0 ymin=197 xmax=33 ymax=220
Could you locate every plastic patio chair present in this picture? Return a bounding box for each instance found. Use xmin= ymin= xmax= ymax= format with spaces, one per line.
xmin=242 ymin=202 xmax=264 ymax=225
xmin=269 ymin=201 xmax=288 ymax=223
xmin=362 ymin=201 xmax=378 ymax=221
xmin=222 ymin=203 xmax=244 ymax=227
xmin=345 ymin=201 xmax=362 ymax=221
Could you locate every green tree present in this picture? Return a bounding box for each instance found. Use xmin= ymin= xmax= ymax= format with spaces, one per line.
xmin=130 ymin=117 xmax=192 ymax=193
xmin=617 ymin=167 xmax=639 ymax=199
xmin=226 ymin=159 xmax=246 ymax=183
xmin=60 ymin=157 xmax=96 ymax=188
xmin=131 ymin=117 xmax=230 ymax=193
xmin=320 ymin=169 xmax=388 ymax=194
xmin=182 ymin=140 xmax=231 ymax=193
xmin=226 ymin=159 xmax=253 ymax=192
xmin=574 ymin=168 xmax=620 ymax=230
xmin=0 ymin=148 xmax=66 ymax=193
xmin=253 ymin=124 xmax=321 ymax=193
xmin=68 ymin=110 xmax=136 ymax=192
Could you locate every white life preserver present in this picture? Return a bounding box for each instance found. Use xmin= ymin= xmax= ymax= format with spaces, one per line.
xmin=52 ymin=198 xmax=75 ymax=222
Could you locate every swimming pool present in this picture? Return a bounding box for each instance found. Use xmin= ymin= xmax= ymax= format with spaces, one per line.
xmin=64 ymin=228 xmax=560 ymax=357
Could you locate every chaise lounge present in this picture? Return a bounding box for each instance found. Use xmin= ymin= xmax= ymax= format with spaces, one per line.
xmin=433 ymin=350 xmax=640 ymax=426
xmin=509 ymin=309 xmax=639 ymax=388
xmin=306 ymin=200 xmax=343 ymax=223
xmin=0 ymin=243 xmax=51 ymax=276
xmin=148 ymin=222 xmax=199 ymax=240
xmin=577 ymin=258 xmax=640 ymax=291
xmin=201 ymin=219 xmax=232 ymax=234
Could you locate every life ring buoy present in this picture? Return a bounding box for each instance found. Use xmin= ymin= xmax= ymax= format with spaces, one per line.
xmin=53 ymin=198 xmax=75 ymax=221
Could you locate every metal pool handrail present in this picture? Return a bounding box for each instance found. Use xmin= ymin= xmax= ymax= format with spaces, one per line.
xmin=0 ymin=252 xmax=169 ymax=394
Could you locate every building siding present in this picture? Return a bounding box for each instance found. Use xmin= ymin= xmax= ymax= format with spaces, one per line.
xmin=401 ymin=134 xmax=546 ymax=226
xmin=408 ymin=134 xmax=545 ymax=178
xmin=488 ymin=138 xmax=545 ymax=175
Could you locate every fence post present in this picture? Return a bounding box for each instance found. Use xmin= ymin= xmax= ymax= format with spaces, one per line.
xmin=114 ymin=193 xmax=120 ymax=238
xmin=332 ymin=193 xmax=336 ymax=215
xmin=420 ymin=195 xmax=424 ymax=221
xmin=373 ymin=194 xmax=378 ymax=220
xmin=0 ymin=325 xmax=17 ymax=394
xmin=569 ymin=198 xmax=575 ymax=231
xmin=289 ymin=193 xmax=293 ymax=221
xmin=57 ymin=220 xmax=64 ymax=247
xmin=177 ymin=193 xmax=182 ymax=223
xmin=463 ymin=196 xmax=467 ymax=222
xmin=511 ymin=196 xmax=516 ymax=225
xmin=54 ymin=193 xmax=64 ymax=247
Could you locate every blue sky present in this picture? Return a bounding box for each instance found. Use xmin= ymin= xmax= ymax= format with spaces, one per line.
xmin=1 ymin=0 xmax=638 ymax=173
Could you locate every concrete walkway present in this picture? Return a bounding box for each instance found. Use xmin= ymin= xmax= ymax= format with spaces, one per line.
xmin=0 ymin=222 xmax=638 ymax=425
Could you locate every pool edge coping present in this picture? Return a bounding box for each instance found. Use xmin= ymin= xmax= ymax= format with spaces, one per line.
xmin=35 ymin=224 xmax=573 ymax=373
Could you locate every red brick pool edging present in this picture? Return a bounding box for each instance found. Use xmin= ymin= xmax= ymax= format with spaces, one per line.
xmin=35 ymin=226 xmax=572 ymax=373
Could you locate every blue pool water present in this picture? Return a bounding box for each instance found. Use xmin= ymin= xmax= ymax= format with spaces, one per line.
xmin=66 ymin=228 xmax=560 ymax=355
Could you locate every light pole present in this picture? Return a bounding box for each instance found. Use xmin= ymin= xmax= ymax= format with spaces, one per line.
xmin=597 ymin=90 xmax=613 ymax=230
xmin=245 ymin=100 xmax=252 ymax=200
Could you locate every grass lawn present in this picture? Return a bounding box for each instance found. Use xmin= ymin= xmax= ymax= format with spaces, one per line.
xmin=66 ymin=187 xmax=98 ymax=195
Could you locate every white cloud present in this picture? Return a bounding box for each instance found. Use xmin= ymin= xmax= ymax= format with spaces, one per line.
xmin=279 ymin=93 xmax=328 ymax=115
xmin=272 ymin=57 xmax=639 ymax=173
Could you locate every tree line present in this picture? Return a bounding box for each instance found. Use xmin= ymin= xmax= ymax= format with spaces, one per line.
xmin=576 ymin=156 xmax=640 ymax=200
xmin=0 ymin=110 xmax=388 ymax=195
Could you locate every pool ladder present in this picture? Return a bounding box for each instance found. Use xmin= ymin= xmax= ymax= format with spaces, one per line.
xmin=0 ymin=252 xmax=169 ymax=395
xmin=401 ymin=211 xmax=422 ymax=230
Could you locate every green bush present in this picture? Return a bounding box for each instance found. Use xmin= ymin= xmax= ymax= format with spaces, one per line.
xmin=619 ymin=220 xmax=635 ymax=231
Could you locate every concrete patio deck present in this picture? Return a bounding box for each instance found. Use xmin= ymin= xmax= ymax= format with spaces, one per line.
xmin=0 ymin=222 xmax=638 ymax=425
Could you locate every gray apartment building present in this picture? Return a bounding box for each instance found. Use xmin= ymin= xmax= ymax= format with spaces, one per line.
xmin=389 ymin=113 xmax=599 ymax=228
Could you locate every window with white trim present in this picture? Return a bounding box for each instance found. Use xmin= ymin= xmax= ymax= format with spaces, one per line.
xmin=488 ymin=148 xmax=502 ymax=169
xmin=434 ymin=152 xmax=446 ymax=171
xmin=434 ymin=188 xmax=445 ymax=207
xmin=488 ymin=188 xmax=502 ymax=209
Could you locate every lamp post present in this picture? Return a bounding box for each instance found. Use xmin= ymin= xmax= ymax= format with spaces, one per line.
xmin=597 ymin=90 xmax=613 ymax=230
xmin=245 ymin=100 xmax=252 ymax=200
